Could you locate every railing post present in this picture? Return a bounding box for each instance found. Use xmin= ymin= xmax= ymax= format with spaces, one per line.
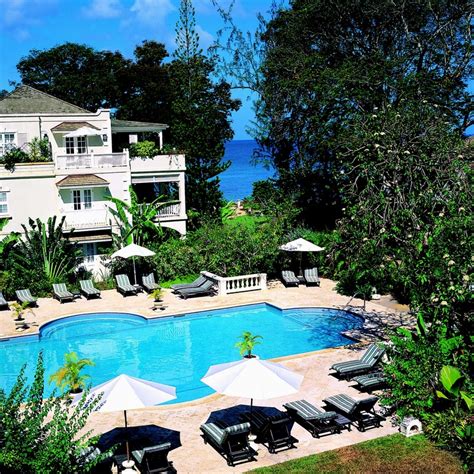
xmin=260 ymin=273 xmax=267 ymax=290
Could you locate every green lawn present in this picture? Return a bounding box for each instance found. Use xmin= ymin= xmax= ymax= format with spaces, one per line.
xmin=225 ymin=215 xmax=267 ymax=230
xmin=249 ymin=434 xmax=462 ymax=474
xmin=160 ymin=274 xmax=199 ymax=288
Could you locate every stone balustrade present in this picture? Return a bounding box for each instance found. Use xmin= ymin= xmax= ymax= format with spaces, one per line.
xmin=202 ymin=271 xmax=267 ymax=296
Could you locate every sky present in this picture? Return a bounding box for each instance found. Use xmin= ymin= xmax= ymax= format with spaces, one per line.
xmin=0 ymin=0 xmax=268 ymax=139
xmin=0 ymin=1 xmax=472 ymax=139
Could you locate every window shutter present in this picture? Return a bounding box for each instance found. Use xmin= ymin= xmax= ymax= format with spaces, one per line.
xmin=17 ymin=133 xmax=28 ymax=149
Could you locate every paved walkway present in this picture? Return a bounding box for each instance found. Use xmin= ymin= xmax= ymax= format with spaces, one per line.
xmin=0 ymin=279 xmax=411 ymax=473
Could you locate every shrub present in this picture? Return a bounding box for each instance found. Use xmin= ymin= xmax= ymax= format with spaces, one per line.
xmin=129 ymin=140 xmax=159 ymax=158
xmin=0 ymin=147 xmax=29 ymax=172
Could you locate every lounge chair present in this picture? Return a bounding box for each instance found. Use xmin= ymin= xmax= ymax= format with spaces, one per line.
xmin=304 ymin=267 xmax=320 ymax=286
xmin=142 ymin=273 xmax=160 ymax=293
xmin=200 ymin=421 xmax=257 ymax=466
xmin=80 ymin=280 xmax=101 ymax=299
xmin=53 ymin=283 xmax=75 ymax=303
xmin=15 ymin=289 xmax=38 ymax=307
xmin=352 ymin=372 xmax=387 ymax=392
xmin=176 ymin=279 xmax=216 ymax=300
xmin=330 ymin=343 xmax=385 ymax=379
xmin=171 ymin=275 xmax=207 ymax=292
xmin=0 ymin=292 xmax=8 ymax=310
xmin=132 ymin=442 xmax=176 ymax=474
xmin=283 ymin=400 xmax=341 ymax=438
xmin=115 ymin=274 xmax=138 ymax=296
xmin=281 ymin=270 xmax=299 ymax=287
xmin=240 ymin=411 xmax=298 ymax=453
xmin=323 ymin=394 xmax=382 ymax=432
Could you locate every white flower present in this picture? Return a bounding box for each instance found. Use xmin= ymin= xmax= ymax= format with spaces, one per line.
xmin=448 ymin=260 xmax=455 ymax=266
xmin=380 ymin=264 xmax=385 ymax=269
xmin=439 ymin=212 xmax=444 ymax=217
xmin=380 ymin=132 xmax=386 ymax=136
xmin=440 ymin=301 xmax=448 ymax=306
xmin=404 ymin=150 xmax=410 ymax=155
xmin=457 ymin=155 xmax=464 ymax=158
xmin=422 ymin=100 xmax=427 ymax=103
xmin=463 ymin=275 xmax=470 ymax=282
xmin=434 ymin=104 xmax=439 ymax=108
xmin=363 ymin=237 xmax=368 ymax=242
xmin=443 ymin=254 xmax=449 ymax=259
xmin=448 ymin=286 xmax=455 ymax=291
xmin=374 ymin=132 xmax=379 ymax=136
xmin=380 ymin=227 xmax=386 ymax=234
xmin=432 ymin=297 xmax=439 ymax=302
xmin=374 ymin=144 xmax=381 ymax=149
xmin=459 ymin=207 xmax=465 ymax=212
xmin=374 ymin=107 xmax=378 ymax=111
xmin=372 ymin=114 xmax=378 ymax=118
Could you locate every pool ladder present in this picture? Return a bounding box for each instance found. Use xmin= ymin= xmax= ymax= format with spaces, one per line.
xmin=344 ymin=292 xmax=367 ymax=311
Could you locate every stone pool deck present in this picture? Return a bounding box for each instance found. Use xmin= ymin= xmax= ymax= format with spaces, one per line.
xmin=0 ymin=279 xmax=412 ymax=473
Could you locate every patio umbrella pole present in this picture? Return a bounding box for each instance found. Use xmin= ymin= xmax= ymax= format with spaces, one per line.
xmin=124 ymin=409 xmax=130 ymax=461
xmin=133 ymin=257 xmax=137 ymax=285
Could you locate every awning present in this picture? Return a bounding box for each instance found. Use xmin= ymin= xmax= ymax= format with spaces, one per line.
xmin=68 ymin=234 xmax=112 ymax=243
xmin=56 ymin=174 xmax=109 ymax=189
xmin=111 ymin=118 xmax=168 ymax=133
xmin=51 ymin=122 xmax=100 ymax=132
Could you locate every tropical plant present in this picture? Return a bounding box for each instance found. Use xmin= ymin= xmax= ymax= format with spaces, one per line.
xmin=0 ymin=353 xmax=105 ymax=473
xmin=129 ymin=140 xmax=159 ymax=159
xmin=0 ymin=218 xmax=19 ymax=263
xmin=27 ymin=137 xmax=51 ymax=162
xmin=11 ymin=216 xmax=79 ymax=285
xmin=436 ymin=366 xmax=473 ymax=412
xmin=10 ymin=301 xmax=31 ymax=321
xmin=49 ymin=351 xmax=95 ymax=394
xmin=0 ymin=147 xmax=29 ymax=172
xmin=149 ymin=287 xmax=164 ymax=302
xmin=235 ymin=331 xmax=263 ymax=358
xmin=107 ymin=186 xmax=173 ymax=247
xmin=220 ymin=201 xmax=235 ymax=223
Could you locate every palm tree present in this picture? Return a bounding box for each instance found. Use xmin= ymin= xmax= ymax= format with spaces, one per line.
xmin=235 ymin=331 xmax=263 ymax=358
xmin=49 ymin=351 xmax=95 ymax=394
xmin=0 ymin=218 xmax=19 ymax=261
xmin=107 ymin=186 xmax=176 ymax=247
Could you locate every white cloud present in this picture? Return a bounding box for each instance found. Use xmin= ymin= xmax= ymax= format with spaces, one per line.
xmin=130 ymin=0 xmax=176 ymax=26
xmin=84 ymin=0 xmax=122 ymax=18
xmin=196 ymin=24 xmax=213 ymax=49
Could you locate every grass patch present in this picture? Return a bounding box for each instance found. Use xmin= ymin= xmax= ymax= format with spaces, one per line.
xmin=225 ymin=215 xmax=267 ymax=230
xmin=249 ymin=434 xmax=462 ymax=474
xmin=160 ymin=274 xmax=199 ymax=288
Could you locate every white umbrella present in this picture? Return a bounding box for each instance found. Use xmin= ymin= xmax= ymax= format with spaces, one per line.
xmin=201 ymin=357 xmax=303 ymax=413
xmin=73 ymin=374 xmax=176 ymax=461
xmin=279 ymin=238 xmax=325 ymax=276
xmin=63 ymin=126 xmax=101 ymax=138
xmin=111 ymin=243 xmax=155 ymax=284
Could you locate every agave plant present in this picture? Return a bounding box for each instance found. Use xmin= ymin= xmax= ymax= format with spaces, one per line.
xmin=49 ymin=351 xmax=95 ymax=394
xmin=235 ymin=331 xmax=263 ymax=358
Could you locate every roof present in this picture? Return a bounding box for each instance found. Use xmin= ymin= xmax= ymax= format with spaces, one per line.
xmin=0 ymin=85 xmax=90 ymax=114
xmin=51 ymin=122 xmax=100 ymax=132
xmin=111 ymin=118 xmax=168 ymax=133
xmin=68 ymin=234 xmax=112 ymax=243
xmin=56 ymin=174 xmax=109 ymax=188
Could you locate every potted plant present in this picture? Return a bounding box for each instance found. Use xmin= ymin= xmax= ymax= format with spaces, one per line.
xmin=10 ymin=301 xmax=31 ymax=330
xmin=49 ymin=351 xmax=94 ymax=395
xmin=149 ymin=288 xmax=164 ymax=302
xmin=235 ymin=331 xmax=263 ymax=358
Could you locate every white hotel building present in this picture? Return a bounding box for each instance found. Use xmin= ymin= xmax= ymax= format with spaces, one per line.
xmin=0 ymin=85 xmax=187 ymax=275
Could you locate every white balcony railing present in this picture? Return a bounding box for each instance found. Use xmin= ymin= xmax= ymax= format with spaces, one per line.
xmin=56 ymin=152 xmax=128 ymax=170
xmin=202 ymin=271 xmax=268 ymax=295
xmin=156 ymin=203 xmax=181 ymax=218
xmin=62 ymin=208 xmax=111 ymax=230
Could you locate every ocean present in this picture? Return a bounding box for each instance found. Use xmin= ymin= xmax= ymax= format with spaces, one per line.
xmin=220 ymin=139 xmax=274 ymax=201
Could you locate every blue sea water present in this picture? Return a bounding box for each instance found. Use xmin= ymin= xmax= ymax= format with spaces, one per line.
xmin=0 ymin=304 xmax=361 ymax=404
xmin=220 ymin=140 xmax=274 ymax=201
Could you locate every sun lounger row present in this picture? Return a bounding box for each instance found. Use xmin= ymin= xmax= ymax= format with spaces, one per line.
xmin=200 ymin=392 xmax=384 ymax=466
xmin=281 ymin=268 xmax=320 ymax=287
xmin=330 ymin=343 xmax=385 ymax=379
xmin=171 ymin=275 xmax=217 ymax=299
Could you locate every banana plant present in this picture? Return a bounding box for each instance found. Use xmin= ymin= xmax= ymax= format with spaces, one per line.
xmin=436 ymin=365 xmax=473 ymax=412
xmin=0 ymin=218 xmax=19 ymax=260
xmin=107 ymin=186 xmax=177 ymax=247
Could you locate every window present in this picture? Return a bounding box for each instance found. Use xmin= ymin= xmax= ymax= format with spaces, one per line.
xmin=0 ymin=192 xmax=8 ymax=215
xmin=82 ymin=243 xmax=96 ymax=263
xmin=65 ymin=137 xmax=75 ymax=155
xmin=73 ymin=190 xmax=81 ymax=210
xmin=0 ymin=133 xmax=16 ymax=156
xmin=83 ymin=189 xmax=92 ymax=209
xmin=65 ymin=136 xmax=87 ymax=155
xmin=72 ymin=189 xmax=93 ymax=210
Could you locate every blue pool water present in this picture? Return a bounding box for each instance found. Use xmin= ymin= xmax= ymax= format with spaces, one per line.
xmin=0 ymin=304 xmax=362 ymax=403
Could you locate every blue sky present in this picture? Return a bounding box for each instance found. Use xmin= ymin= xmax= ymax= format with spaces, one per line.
xmin=0 ymin=0 xmax=472 ymax=139
xmin=0 ymin=0 xmax=267 ymax=139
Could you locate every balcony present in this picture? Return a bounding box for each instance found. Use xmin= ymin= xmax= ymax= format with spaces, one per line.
xmin=62 ymin=208 xmax=111 ymax=230
xmin=130 ymin=154 xmax=185 ymax=173
xmin=56 ymin=152 xmax=128 ymax=171
xmin=156 ymin=203 xmax=181 ymax=218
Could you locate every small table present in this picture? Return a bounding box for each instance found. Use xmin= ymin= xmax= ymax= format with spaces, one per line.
xmin=335 ymin=414 xmax=352 ymax=432
xmin=73 ymin=292 xmax=82 ymax=300
xmin=133 ymin=284 xmax=143 ymax=293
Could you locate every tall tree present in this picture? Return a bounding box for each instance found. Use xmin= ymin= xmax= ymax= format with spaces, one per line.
xmin=169 ymin=0 xmax=240 ymax=223
xmin=16 ymin=43 xmax=131 ymax=111
xmin=116 ymin=40 xmax=172 ymax=125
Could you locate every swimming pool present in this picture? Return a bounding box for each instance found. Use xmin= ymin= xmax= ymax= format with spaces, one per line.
xmin=0 ymin=303 xmax=362 ymax=403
